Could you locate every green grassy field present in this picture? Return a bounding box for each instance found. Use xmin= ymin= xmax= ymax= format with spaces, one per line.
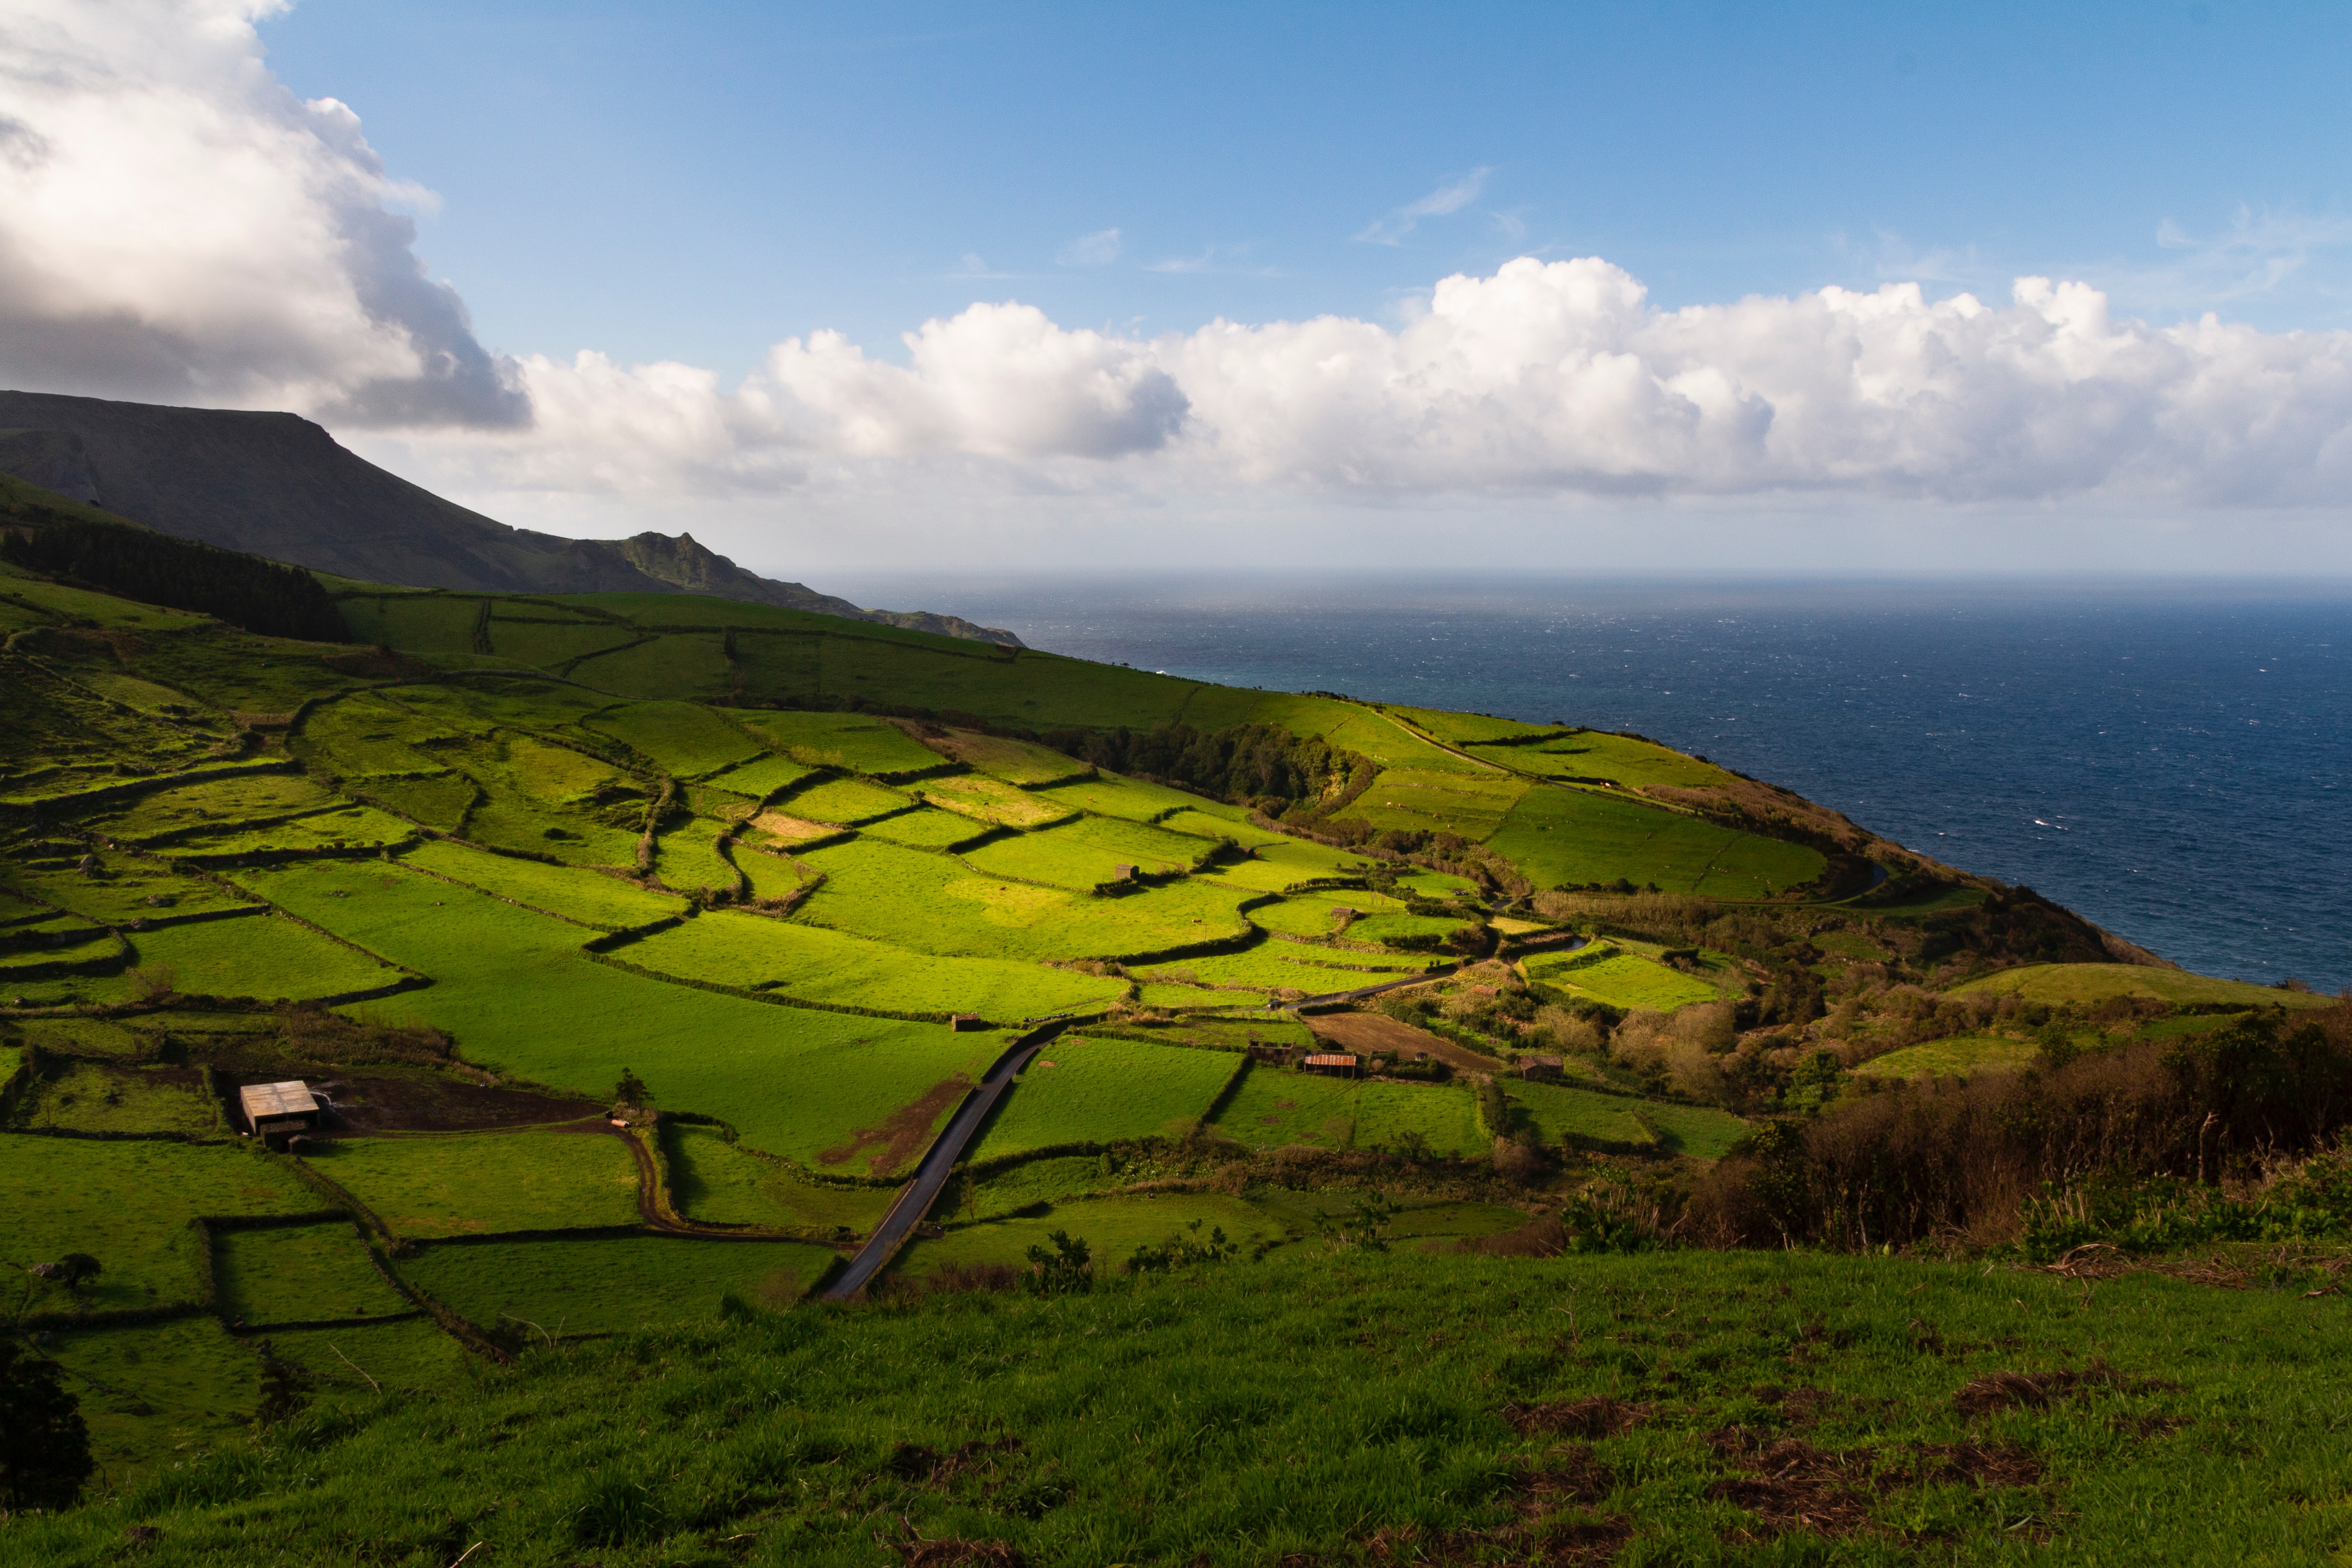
xmin=857 ymin=804 xmax=993 ymax=848
xmin=1951 ymin=963 xmax=2334 ymax=1010
xmin=0 ymin=1138 xmax=313 ymax=1315
xmin=16 ymin=1060 xmax=218 ymax=1136
xmin=960 ymin=814 xmax=1216 ymax=888
xmin=1345 ymin=767 xmax=1528 ymax=839
xmin=566 ymin=633 xmax=733 ymax=700
xmin=401 ymin=838 xmax=684 ymax=929
xmin=1140 ymin=943 xmax=1417 ymax=996
xmin=1524 ymin=947 xmax=1729 ymax=1012
xmin=1399 ymin=710 xmax=1740 ymax=793
xmin=305 ymin=1130 xmax=640 ymax=1238
xmin=1032 ymin=772 xmax=1209 ymax=821
xmin=731 ymin=711 xmax=947 ymax=777
xmin=125 ymin=911 xmax=404 ymax=1002
xmin=1351 ymin=1080 xmax=1490 ymax=1156
xmin=263 ymin=1316 xmax=476 ymax=1395
xmin=584 ymin=700 xmax=765 ymax=778
xmin=791 ymin=836 xmax=1253 ymax=962
xmin=1484 ymin=781 xmax=1827 ymax=896
xmin=926 ymin=729 xmax=1089 ymax=785
xmin=45 ymin=1318 xmax=267 ymax=1492
xmin=625 ymin=908 xmax=1126 ymax=1020
xmin=700 ymin=753 xmax=813 ymax=799
xmin=896 ymin=1191 xmax=1284 ymax=1277
xmin=778 ymin=775 xmax=914 ymax=825
xmin=1205 ymin=1063 xmax=1359 ymax=1148
xmin=1861 ymin=1035 xmax=2042 ymax=1079
xmin=397 ymin=1233 xmax=842 ymax=1333
xmin=919 ymin=771 xmax=1073 ymax=828
xmin=212 ymin=1221 xmax=412 ymax=1324
xmin=967 ymin=1035 xmax=1245 ymax=1161
xmin=660 ymin=1123 xmax=894 ymax=1233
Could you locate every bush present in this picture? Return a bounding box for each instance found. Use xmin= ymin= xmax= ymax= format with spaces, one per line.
xmin=1690 ymin=1005 xmax=2352 ymax=1252
xmin=1 ymin=520 xmax=347 ymax=641
xmin=0 ymin=1339 xmax=92 ymax=1510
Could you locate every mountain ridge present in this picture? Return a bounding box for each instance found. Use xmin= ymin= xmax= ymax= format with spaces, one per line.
xmin=0 ymin=389 xmax=1019 ymax=646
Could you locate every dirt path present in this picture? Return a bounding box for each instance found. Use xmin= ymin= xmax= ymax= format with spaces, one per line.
xmin=1304 ymin=1010 xmax=1505 ymax=1075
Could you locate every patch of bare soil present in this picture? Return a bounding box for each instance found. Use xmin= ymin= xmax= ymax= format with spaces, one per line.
xmin=751 ymin=812 xmax=839 ymax=841
xmin=1953 ymin=1360 xmax=2175 ymax=1417
xmin=313 ymin=1074 xmax=599 ymax=1133
xmin=1460 ymin=1216 xmax=1569 ymax=1258
xmin=819 ymin=1075 xmax=971 ymax=1175
xmin=1307 ymin=1010 xmax=1500 ymax=1074
xmin=894 ymin=1533 xmax=1026 ymax=1568
xmin=1703 ymin=1426 xmax=2046 ymax=1539
xmin=1504 ymin=1397 xmax=1652 ymax=1440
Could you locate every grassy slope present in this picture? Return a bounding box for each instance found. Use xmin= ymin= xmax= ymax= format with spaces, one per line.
xmin=1952 ymin=963 xmax=2334 ymax=1011
xmin=12 ymin=1247 xmax=2348 ymax=1566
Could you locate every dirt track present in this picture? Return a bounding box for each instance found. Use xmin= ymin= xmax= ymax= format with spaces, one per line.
xmin=1304 ymin=1011 xmax=1503 ymax=1075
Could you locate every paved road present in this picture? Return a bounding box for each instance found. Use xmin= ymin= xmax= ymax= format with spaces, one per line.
xmin=819 ymin=1025 xmax=1060 ymax=1300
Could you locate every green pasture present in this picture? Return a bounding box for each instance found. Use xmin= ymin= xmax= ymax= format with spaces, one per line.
xmin=660 ymin=1123 xmax=894 ymax=1233
xmin=968 ymin=1035 xmax=1245 ymax=1161
xmin=955 ymin=1152 xmax=1116 ymax=1220
xmin=48 ymin=1318 xmax=265 ymax=1489
xmin=1106 ymin=1016 xmax=1316 ymax=1053
xmin=213 ymin=1220 xmax=411 ymax=1324
xmin=932 ymin=729 xmax=1089 ymax=784
xmin=780 ymin=774 xmax=914 ymax=825
xmin=652 ymin=817 xmax=740 ymax=895
xmin=961 ymin=814 xmax=1213 ymax=889
xmin=1352 ymin=1080 xmax=1491 ymax=1156
xmin=1342 ymin=912 xmax=1477 ymax=948
xmin=897 ymin=1191 xmax=1282 ymax=1279
xmin=1634 ymin=1098 xmax=1752 ymax=1160
xmin=1861 ymin=1035 xmax=2042 ymax=1079
xmin=625 ymin=908 xmax=1125 ymax=1020
xmin=228 ymin=858 xmax=991 ymax=1166
xmin=919 ymin=771 xmax=1072 ymax=828
xmin=1193 ymin=835 xmax=1365 ymax=892
xmin=1218 ymin=1067 xmax=1371 ymax=1152
xmin=16 ymin=1060 xmax=217 ymax=1137
xmin=1243 ymin=693 xmax=1474 ymax=772
xmin=334 ymin=593 xmax=485 ymax=653
xmin=1160 ymin=805 xmax=1284 ymax=845
xmin=1952 ymin=963 xmax=2332 ymax=1011
xmin=263 ymin=1317 xmax=475 ymax=1394
xmin=0 ymin=552 xmax=211 ymax=629
xmin=858 ymin=804 xmax=991 ymax=849
xmin=1483 ymin=781 xmax=1825 ymax=897
xmin=1524 ymin=947 xmax=1729 ymax=1012
xmin=1249 ymin=891 xmax=1400 ymax=938
xmin=585 ymin=700 xmax=764 ymax=778
xmin=401 ymin=838 xmax=683 ymax=929
xmin=732 ymin=843 xmax=808 ymax=901
xmin=700 ymin=752 xmax=812 ymax=799
xmin=565 ymin=633 xmax=732 ymax=700
xmin=731 ymin=711 xmax=946 ymax=777
xmin=792 ymin=836 xmax=1253 ymax=961
xmin=1247 ymin=1188 xmax=1534 ymax=1242
xmin=1034 ymin=772 xmax=1209 ymax=822
xmin=355 ymin=771 xmax=477 ymax=833
xmin=399 ymin=1233 xmax=840 ymax=1332
xmin=306 ymin=1130 xmax=638 ymax=1238
xmin=1502 ymin=1079 xmax=1654 ymax=1149
xmin=161 ymin=804 xmax=417 ymax=859
xmin=87 ymin=772 xmax=344 ymax=839
xmin=1344 ymin=767 xmax=1528 ymax=840
xmin=1413 ymin=712 xmax=1739 ymax=793
xmin=68 ymin=671 xmax=209 ymax=715
xmin=1142 ymin=943 xmax=1418 ymax=996
xmin=0 ymin=1137 xmax=312 ymax=1314
xmin=127 ymin=913 xmax=403 ymax=1001
xmin=485 ymin=617 xmax=641 ymax=669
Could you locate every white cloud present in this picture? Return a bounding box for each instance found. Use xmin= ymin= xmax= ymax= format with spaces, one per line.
xmin=455 ymin=257 xmax=2352 ymax=511
xmin=0 ymin=0 xmax=524 ymax=426
xmin=1056 ymin=227 xmax=1121 ymax=266
xmin=1354 ymin=167 xmax=1491 ymax=246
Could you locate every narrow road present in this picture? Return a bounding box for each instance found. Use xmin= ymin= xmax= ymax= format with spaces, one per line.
xmin=819 ymin=1024 xmax=1063 ymax=1300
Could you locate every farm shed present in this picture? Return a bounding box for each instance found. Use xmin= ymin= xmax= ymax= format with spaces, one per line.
xmin=1520 ymin=1056 xmax=1564 ymax=1082
xmin=1303 ymin=1052 xmax=1360 ymax=1079
xmin=951 ymin=1013 xmax=985 ymax=1032
xmin=238 ymin=1080 xmax=321 ymax=1139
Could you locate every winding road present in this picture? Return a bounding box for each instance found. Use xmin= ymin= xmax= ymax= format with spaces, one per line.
xmin=818 ymin=1024 xmax=1063 ymax=1300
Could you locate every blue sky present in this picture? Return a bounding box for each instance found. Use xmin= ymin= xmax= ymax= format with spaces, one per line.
xmin=2 ymin=0 xmax=2348 ymax=574
xmin=256 ymin=0 xmax=2352 ymax=374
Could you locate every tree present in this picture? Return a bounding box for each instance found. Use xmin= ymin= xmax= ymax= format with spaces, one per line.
xmin=612 ymin=1069 xmax=651 ymax=1107
xmin=0 ymin=1339 xmax=94 ymax=1510
xmin=56 ymin=1254 xmax=101 ymax=1296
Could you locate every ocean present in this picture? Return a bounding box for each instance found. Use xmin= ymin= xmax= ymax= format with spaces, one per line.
xmin=827 ymin=573 xmax=2349 ymax=995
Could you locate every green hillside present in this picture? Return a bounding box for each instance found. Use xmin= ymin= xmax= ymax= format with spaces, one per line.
xmin=5 ymin=545 xmax=2348 ymax=1561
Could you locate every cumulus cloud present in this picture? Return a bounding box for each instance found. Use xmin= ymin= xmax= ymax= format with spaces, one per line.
xmin=0 ymin=0 xmax=524 ymax=426
xmin=1354 ymin=167 xmax=1491 ymax=246
xmin=471 ymin=256 xmax=2352 ymax=509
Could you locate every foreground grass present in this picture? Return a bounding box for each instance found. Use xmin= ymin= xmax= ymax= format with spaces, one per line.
xmin=9 ymin=1247 xmax=2348 ymax=1566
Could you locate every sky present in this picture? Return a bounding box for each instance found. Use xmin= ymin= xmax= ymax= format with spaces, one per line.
xmin=2 ymin=0 xmax=2350 ymax=577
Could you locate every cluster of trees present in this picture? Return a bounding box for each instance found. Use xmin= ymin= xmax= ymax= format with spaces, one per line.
xmin=1038 ymin=721 xmax=1374 ymax=816
xmin=2 ymin=520 xmax=347 ymax=642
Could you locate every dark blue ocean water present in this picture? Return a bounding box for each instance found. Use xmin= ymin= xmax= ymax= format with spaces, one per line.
xmin=828 ymin=574 xmax=2349 ymax=993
